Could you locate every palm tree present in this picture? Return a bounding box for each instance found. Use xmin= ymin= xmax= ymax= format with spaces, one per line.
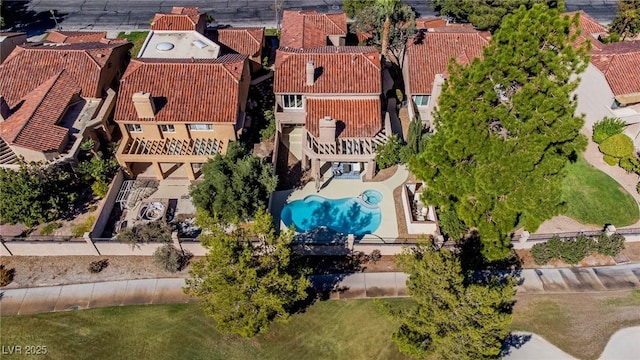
xmin=377 ymin=0 xmax=400 ymax=59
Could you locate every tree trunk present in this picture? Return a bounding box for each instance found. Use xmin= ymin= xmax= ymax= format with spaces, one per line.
xmin=382 ymin=15 xmax=391 ymax=60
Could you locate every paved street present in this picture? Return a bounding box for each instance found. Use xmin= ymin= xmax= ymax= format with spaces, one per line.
xmin=5 ymin=0 xmax=619 ymax=35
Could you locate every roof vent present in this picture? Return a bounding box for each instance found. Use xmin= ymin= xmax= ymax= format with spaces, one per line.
xmin=192 ymin=39 xmax=207 ymax=49
xmin=156 ymin=42 xmax=175 ymax=51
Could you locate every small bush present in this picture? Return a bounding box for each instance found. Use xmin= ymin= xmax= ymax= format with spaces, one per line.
xmin=369 ymin=249 xmax=382 ymax=264
xmin=153 ymin=244 xmax=192 ymax=273
xmin=560 ymin=235 xmax=595 ymax=264
xmin=92 ymin=180 xmax=109 ymax=198
xmin=619 ymin=156 xmax=640 ymax=174
xmin=71 ymin=216 xmax=95 ymax=238
xmin=375 ymin=134 xmax=404 ymax=169
xmin=531 ymin=242 xmax=552 ymax=264
xmin=599 ymin=133 xmax=634 ymax=158
xmin=40 ymin=222 xmax=62 ymax=236
xmin=593 ymin=117 xmax=626 ymax=144
xmin=596 ymin=233 xmax=625 ymax=256
xmin=0 ymin=264 xmax=15 ymax=287
xmin=603 ymin=154 xmax=619 ymax=166
xmin=117 ymin=221 xmax=173 ymax=248
xmin=260 ymin=109 xmax=276 ymax=141
xmin=88 ymin=259 xmax=109 ymax=273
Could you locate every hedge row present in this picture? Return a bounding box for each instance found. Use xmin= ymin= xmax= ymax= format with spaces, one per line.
xmin=531 ymin=233 xmax=625 ymax=265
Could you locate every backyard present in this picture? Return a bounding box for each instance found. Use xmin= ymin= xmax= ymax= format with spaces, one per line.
xmin=116 ymin=31 xmax=149 ymax=58
xmin=562 ymin=156 xmax=639 ymax=227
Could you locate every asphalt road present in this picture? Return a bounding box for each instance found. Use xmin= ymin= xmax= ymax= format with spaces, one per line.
xmin=5 ymin=0 xmax=619 ymax=35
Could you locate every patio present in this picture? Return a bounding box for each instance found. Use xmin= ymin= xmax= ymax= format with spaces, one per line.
xmin=271 ymin=165 xmax=410 ymax=243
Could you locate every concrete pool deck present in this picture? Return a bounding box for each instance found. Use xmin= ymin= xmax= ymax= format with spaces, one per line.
xmin=271 ymin=165 xmax=409 ymax=240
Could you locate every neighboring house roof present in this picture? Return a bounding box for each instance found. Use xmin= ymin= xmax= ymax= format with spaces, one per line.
xmin=0 ymin=70 xmax=79 ymax=152
xmin=415 ymin=17 xmax=447 ymax=29
xmin=274 ymin=46 xmax=381 ymax=94
xmin=115 ymin=55 xmax=247 ymax=123
xmin=280 ymin=10 xmax=347 ymax=48
xmin=47 ymin=30 xmax=108 ymax=43
xmin=568 ymin=11 xmax=607 ymax=50
xmin=151 ymin=6 xmax=205 ymax=31
xmin=215 ymin=27 xmax=264 ymax=57
xmin=0 ymin=41 xmax=131 ymax=108
xmin=0 ymin=32 xmax=26 ymax=41
xmin=306 ymin=98 xmax=382 ymax=138
xmin=590 ymin=41 xmax=640 ymax=102
xmin=405 ymin=30 xmax=490 ymax=95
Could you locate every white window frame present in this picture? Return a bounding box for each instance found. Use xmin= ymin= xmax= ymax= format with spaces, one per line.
xmin=282 ymin=94 xmax=303 ymax=109
xmin=413 ymin=95 xmax=430 ymax=107
xmin=188 ymin=124 xmax=214 ymax=131
xmin=159 ymin=124 xmax=176 ymax=133
xmin=126 ymin=124 xmax=142 ymax=133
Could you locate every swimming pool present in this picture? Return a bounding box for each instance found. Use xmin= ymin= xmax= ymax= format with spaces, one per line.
xmin=281 ymin=191 xmax=383 ymax=236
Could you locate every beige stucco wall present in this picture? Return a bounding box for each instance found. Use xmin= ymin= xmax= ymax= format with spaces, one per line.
xmin=574 ymin=64 xmax=618 ymax=130
xmin=10 ymin=144 xmax=55 ymax=162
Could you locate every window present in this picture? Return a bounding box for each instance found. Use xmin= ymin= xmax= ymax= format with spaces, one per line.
xmin=159 ymin=124 xmax=176 ymax=133
xmin=188 ymin=124 xmax=214 ymax=131
xmin=282 ymin=94 xmax=303 ymax=109
xmin=126 ymin=124 xmax=142 ymax=133
xmin=413 ymin=95 xmax=430 ymax=106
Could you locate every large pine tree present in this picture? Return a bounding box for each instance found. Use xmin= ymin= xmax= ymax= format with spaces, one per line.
xmin=410 ymin=4 xmax=589 ymax=260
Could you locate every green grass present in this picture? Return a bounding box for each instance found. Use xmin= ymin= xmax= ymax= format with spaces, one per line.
xmin=116 ymin=31 xmax=149 ymax=58
xmin=0 ymin=300 xmax=409 ymax=360
xmin=562 ymin=156 xmax=639 ymax=226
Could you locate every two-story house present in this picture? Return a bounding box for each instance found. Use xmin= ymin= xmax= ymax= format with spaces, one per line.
xmin=0 ymin=40 xmax=131 ymax=167
xmin=403 ymin=21 xmax=490 ymax=127
xmin=114 ymin=55 xmax=250 ymax=180
xmin=274 ymin=46 xmax=386 ymax=181
xmin=280 ymin=10 xmax=348 ymax=48
xmin=213 ymin=27 xmax=265 ymax=73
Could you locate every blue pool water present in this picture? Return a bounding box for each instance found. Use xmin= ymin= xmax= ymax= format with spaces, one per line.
xmin=281 ymin=191 xmax=383 ymax=236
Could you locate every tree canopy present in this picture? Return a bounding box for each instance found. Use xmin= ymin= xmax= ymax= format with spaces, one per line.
xmin=351 ymin=0 xmax=416 ymax=63
xmin=342 ymin=0 xmax=376 ymax=18
xmin=190 ymin=141 xmax=277 ymax=224
xmin=0 ymin=162 xmax=78 ymax=227
xmin=184 ymin=209 xmax=310 ymax=337
xmin=431 ymin=0 xmax=557 ymax=32
xmin=388 ymin=244 xmax=516 ymax=359
xmin=409 ymin=4 xmax=589 ymax=260
xmin=609 ymin=0 xmax=640 ymax=40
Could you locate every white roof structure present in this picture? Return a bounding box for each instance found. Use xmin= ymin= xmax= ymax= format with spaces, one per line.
xmin=138 ymin=31 xmax=220 ymax=59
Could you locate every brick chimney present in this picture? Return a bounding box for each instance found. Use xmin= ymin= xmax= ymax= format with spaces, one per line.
xmin=132 ymin=92 xmax=155 ymax=119
xmin=318 ymin=116 xmax=336 ymax=144
xmin=0 ymin=96 xmax=10 ymax=122
xmin=306 ymin=60 xmax=315 ymax=86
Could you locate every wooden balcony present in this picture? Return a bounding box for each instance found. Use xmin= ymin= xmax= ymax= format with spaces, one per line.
xmin=305 ymin=131 xmax=387 ymax=157
xmin=117 ymin=137 xmax=225 ymax=162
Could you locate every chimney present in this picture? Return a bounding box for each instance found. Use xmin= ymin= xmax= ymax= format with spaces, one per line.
xmin=0 ymin=96 xmax=10 ymax=122
xmin=306 ymin=60 xmax=315 ymax=86
xmin=132 ymin=92 xmax=155 ymax=119
xmin=318 ymin=116 xmax=336 ymax=144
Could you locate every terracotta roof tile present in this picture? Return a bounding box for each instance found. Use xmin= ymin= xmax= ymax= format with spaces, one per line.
xmin=0 ymin=71 xmax=79 ymax=152
xmin=47 ymin=30 xmax=108 ymax=43
xmin=567 ymin=11 xmax=606 ymax=50
xmin=115 ymin=56 xmax=248 ymax=123
xmin=415 ymin=17 xmax=447 ymax=29
xmin=0 ymin=42 xmax=131 ymax=108
xmin=405 ymin=30 xmax=489 ymax=94
xmin=280 ymin=10 xmax=347 ymax=48
xmin=151 ymin=6 xmax=205 ymax=31
xmin=590 ymin=41 xmax=640 ymax=97
xmin=215 ymin=28 xmax=264 ymax=56
xmin=306 ymin=98 xmax=382 ymax=138
xmin=274 ymin=47 xmax=381 ymax=94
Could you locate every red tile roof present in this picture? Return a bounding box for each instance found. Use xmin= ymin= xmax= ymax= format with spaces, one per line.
xmin=306 ymin=98 xmax=382 ymax=138
xmin=405 ymin=30 xmax=490 ymax=94
xmin=0 ymin=71 xmax=79 ymax=152
xmin=115 ymin=55 xmax=248 ymax=123
xmin=567 ymin=11 xmax=607 ymax=50
xmin=590 ymin=41 xmax=640 ymax=97
xmin=151 ymin=6 xmax=205 ymax=31
xmin=215 ymin=28 xmax=264 ymax=57
xmin=47 ymin=30 xmax=108 ymax=43
xmin=280 ymin=10 xmax=347 ymax=48
xmin=0 ymin=42 xmax=131 ymax=108
xmin=274 ymin=47 xmax=381 ymax=94
xmin=415 ymin=18 xmax=447 ymax=29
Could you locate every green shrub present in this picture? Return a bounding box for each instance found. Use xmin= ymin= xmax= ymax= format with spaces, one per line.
xmin=593 ymin=117 xmax=626 ymax=144
xmin=599 ymin=133 xmax=634 ymax=158
xmin=603 ymin=154 xmax=619 ymax=166
xmin=92 ymin=180 xmax=109 ymax=198
xmin=88 ymin=259 xmax=109 ymax=273
xmin=71 ymin=216 xmax=95 ymax=238
xmin=153 ymin=244 xmax=192 ymax=273
xmin=118 ymin=221 xmax=173 ymax=248
xmin=0 ymin=264 xmax=15 ymax=287
xmin=375 ymin=134 xmax=404 ymax=169
xmin=545 ymin=236 xmax=563 ymax=259
xmin=531 ymin=242 xmax=552 ymax=264
xmin=40 ymin=222 xmax=62 ymax=235
xmin=559 ymin=235 xmax=595 ymax=264
xmin=368 ymin=249 xmax=382 ymax=264
xmin=619 ymin=156 xmax=640 ymax=174
xmin=637 ymin=182 xmax=640 ymax=195
xmin=260 ymin=109 xmax=276 ymax=141
xmin=596 ymin=233 xmax=625 ymax=256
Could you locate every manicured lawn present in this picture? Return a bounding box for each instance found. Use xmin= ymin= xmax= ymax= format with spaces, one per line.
xmin=510 ymin=290 xmax=640 ymax=360
xmin=0 ymin=300 xmax=409 ymax=360
xmin=116 ymin=31 xmax=149 ymax=58
xmin=562 ymin=156 xmax=639 ymax=226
